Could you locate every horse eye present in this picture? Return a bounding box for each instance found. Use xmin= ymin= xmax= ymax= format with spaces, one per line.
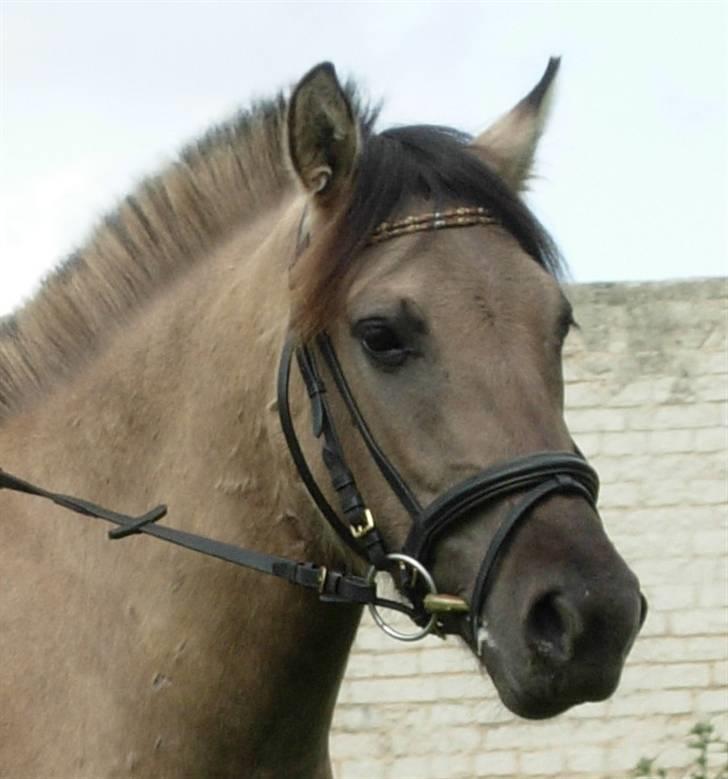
xmin=356 ymin=321 xmax=408 ymax=367
xmin=363 ymin=325 xmax=401 ymax=353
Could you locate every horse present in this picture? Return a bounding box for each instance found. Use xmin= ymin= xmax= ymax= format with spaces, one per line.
xmin=0 ymin=60 xmax=646 ymax=778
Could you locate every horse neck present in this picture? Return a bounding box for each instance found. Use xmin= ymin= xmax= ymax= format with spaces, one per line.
xmin=3 ymin=193 xmax=362 ymax=774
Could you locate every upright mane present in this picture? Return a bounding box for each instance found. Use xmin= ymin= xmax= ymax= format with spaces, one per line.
xmin=0 ymin=78 xmax=562 ymax=421
xmin=0 ymin=92 xmax=293 ymax=420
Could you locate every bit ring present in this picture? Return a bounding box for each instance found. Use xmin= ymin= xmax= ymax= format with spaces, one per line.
xmin=365 ymin=553 xmax=438 ymax=642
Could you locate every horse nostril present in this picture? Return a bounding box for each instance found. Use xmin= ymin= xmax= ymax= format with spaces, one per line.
xmin=526 ymin=591 xmax=582 ymax=663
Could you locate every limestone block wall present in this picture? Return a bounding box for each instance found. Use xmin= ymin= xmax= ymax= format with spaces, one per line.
xmin=331 ymin=279 xmax=728 ymax=779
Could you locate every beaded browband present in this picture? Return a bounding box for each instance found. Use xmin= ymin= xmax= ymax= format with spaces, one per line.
xmin=368 ymin=206 xmax=497 ymax=245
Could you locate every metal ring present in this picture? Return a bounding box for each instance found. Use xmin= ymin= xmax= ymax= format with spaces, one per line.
xmin=365 ymin=553 xmax=438 ymax=642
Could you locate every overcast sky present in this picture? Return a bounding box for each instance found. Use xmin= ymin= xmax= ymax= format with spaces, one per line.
xmin=1 ymin=1 xmax=726 ymax=316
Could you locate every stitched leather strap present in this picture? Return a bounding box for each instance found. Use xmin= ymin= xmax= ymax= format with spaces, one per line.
xmin=404 ymin=451 xmax=599 ymax=565
xmin=283 ymin=339 xmax=389 ymax=568
xmin=276 ymin=338 xmax=360 ymax=552
xmin=467 ymin=474 xmax=594 ymax=644
xmin=317 ymin=333 xmax=423 ymax=519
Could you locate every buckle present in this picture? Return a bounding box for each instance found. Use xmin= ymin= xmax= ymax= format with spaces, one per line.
xmin=350 ymin=508 xmax=375 ymax=539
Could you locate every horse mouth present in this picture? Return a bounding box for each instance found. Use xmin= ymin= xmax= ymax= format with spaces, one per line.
xmin=477 ymin=647 xmax=623 ymax=720
xmin=470 ymin=618 xmax=627 ymax=720
xmin=497 ymin=683 xmax=589 ymax=720
xmin=495 ymin=666 xmax=622 ymax=720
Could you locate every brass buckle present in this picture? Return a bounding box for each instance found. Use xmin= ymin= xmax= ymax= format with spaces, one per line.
xmin=350 ymin=508 xmax=375 ymax=539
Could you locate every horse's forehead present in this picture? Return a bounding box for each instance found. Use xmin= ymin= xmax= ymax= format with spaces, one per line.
xmin=347 ymin=224 xmax=559 ymax=317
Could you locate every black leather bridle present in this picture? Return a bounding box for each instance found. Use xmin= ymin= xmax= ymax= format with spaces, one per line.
xmin=278 ymin=332 xmax=599 ymax=642
xmin=0 ymin=206 xmax=600 ymax=645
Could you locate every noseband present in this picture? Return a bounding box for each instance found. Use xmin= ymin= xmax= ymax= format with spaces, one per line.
xmin=0 ymin=206 xmax=599 ymax=646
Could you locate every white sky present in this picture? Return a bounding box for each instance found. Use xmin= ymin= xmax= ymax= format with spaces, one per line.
xmin=1 ymin=1 xmax=726 ymax=317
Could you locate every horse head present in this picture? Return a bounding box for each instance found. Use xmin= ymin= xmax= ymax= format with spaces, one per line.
xmin=284 ymin=61 xmax=646 ymax=719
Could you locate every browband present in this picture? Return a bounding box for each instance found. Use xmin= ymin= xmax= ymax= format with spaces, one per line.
xmin=368 ymin=206 xmax=497 ymax=245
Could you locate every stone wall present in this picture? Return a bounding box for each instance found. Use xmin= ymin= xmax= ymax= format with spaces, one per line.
xmin=331 ymin=279 xmax=728 ymax=779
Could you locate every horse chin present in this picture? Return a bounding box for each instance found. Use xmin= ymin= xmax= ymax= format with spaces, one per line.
xmin=473 ymin=634 xmax=624 ymax=720
xmin=496 ymin=671 xmax=622 ymax=720
xmin=495 ymin=683 xmax=585 ymax=721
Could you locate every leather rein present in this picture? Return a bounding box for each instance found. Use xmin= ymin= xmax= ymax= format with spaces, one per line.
xmin=0 ymin=206 xmax=600 ymax=644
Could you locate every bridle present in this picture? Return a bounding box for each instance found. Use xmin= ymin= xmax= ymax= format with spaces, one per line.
xmin=278 ymin=331 xmax=599 ymax=643
xmin=0 ymin=206 xmax=600 ymax=646
xmin=278 ymin=205 xmax=599 ymax=642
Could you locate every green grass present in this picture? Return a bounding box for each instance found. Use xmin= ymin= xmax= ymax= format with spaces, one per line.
xmin=631 ymin=721 xmax=728 ymax=779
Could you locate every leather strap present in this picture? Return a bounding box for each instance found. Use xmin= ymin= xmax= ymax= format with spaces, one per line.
xmin=283 ymin=339 xmax=389 ymax=568
xmin=467 ymin=474 xmax=594 ymax=644
xmin=0 ymin=467 xmax=169 ymax=530
xmin=0 ymin=467 xmax=413 ymax=614
xmin=317 ymin=333 xmax=423 ymax=519
xmin=276 ymin=338 xmax=359 ymax=551
xmin=404 ymin=452 xmax=599 ymax=565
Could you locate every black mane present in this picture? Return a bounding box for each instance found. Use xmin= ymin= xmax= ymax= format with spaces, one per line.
xmin=378 ymin=124 xmax=561 ymax=274
xmin=359 ymin=122 xmax=562 ymax=275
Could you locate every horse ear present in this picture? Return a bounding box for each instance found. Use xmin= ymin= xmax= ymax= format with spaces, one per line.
xmin=287 ymin=62 xmax=360 ymax=201
xmin=471 ymin=57 xmax=560 ymax=192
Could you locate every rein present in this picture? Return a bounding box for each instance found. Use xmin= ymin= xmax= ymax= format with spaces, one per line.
xmin=0 ymin=205 xmax=600 ymax=645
